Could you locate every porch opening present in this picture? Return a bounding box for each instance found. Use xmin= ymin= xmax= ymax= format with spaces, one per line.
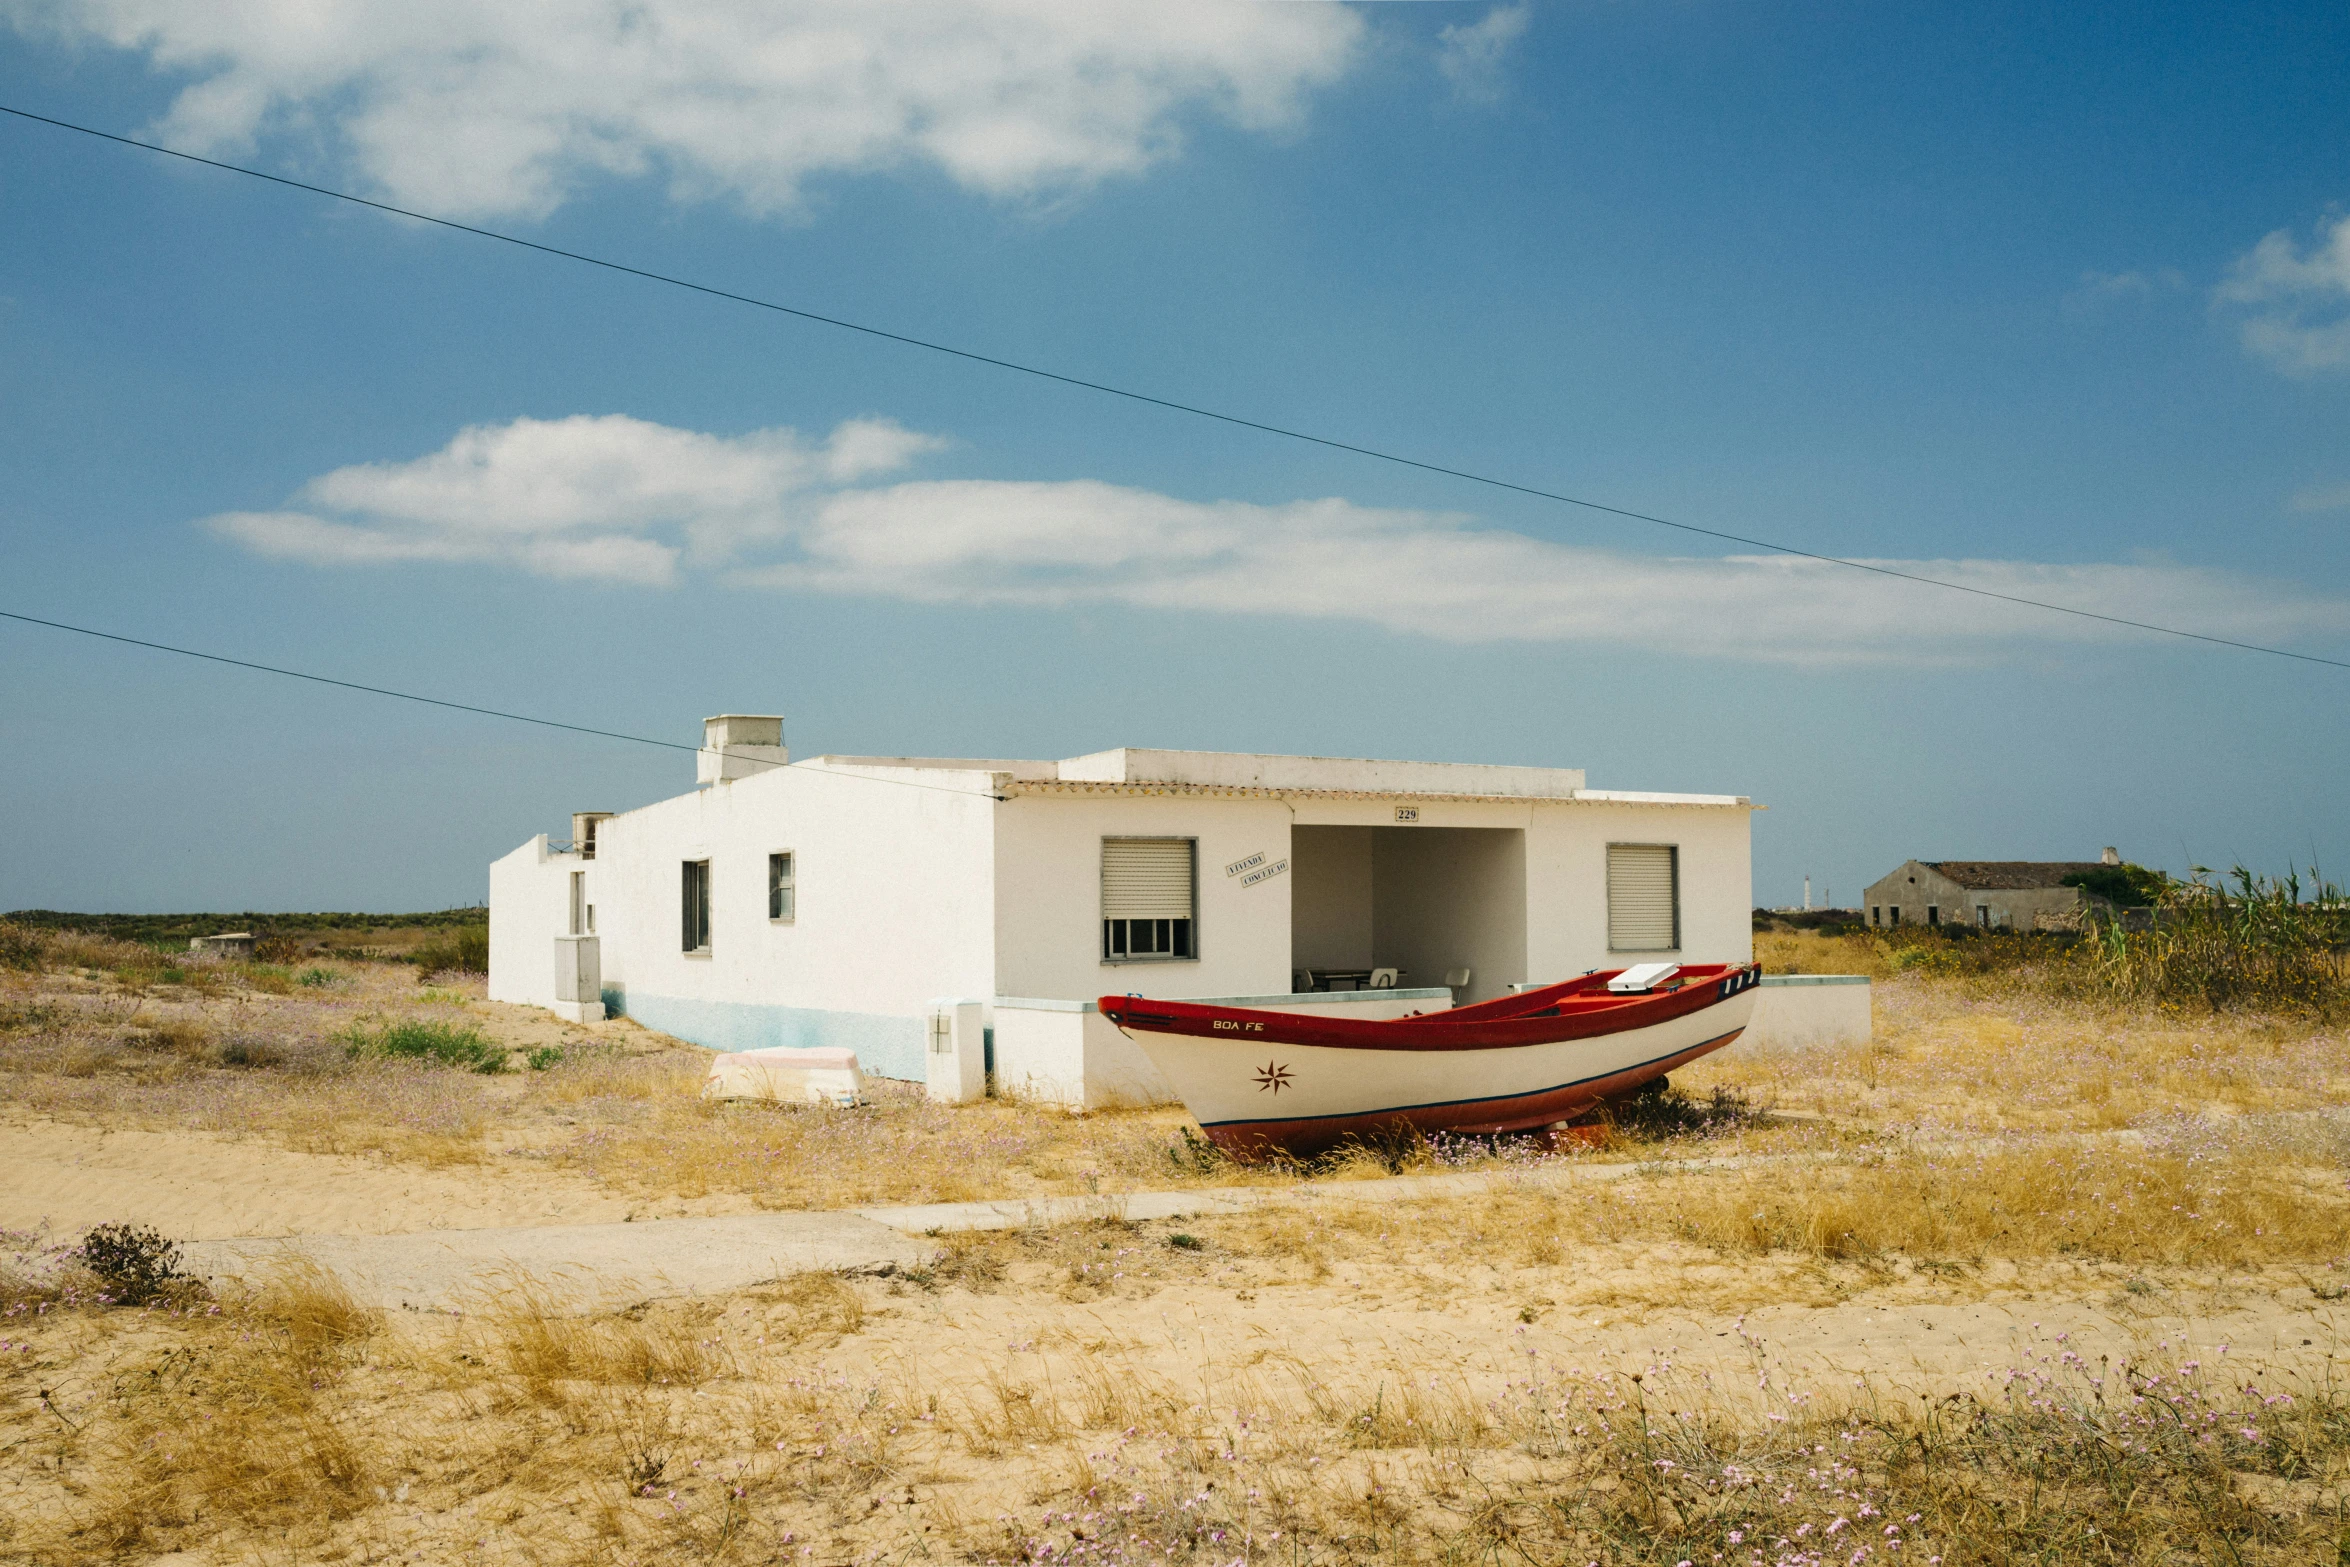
xmin=1288 ymin=826 xmax=1526 ymax=1004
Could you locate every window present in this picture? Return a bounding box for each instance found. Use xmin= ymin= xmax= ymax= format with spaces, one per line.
xmin=1926 ymin=905 xmax=1940 ymax=926
xmin=568 ymin=871 xmax=585 ymax=936
xmin=1976 ymin=905 xmax=1991 ymax=928
xmin=1889 ymin=906 xmax=1902 ymax=925
xmin=1103 ymin=837 xmax=1196 ymax=962
xmin=768 ymin=852 xmax=795 ymax=921
xmin=1606 ymin=843 xmax=1679 ymax=952
xmin=681 ymin=859 xmax=711 ymax=953
xmin=1870 ymin=906 xmax=1881 ymax=927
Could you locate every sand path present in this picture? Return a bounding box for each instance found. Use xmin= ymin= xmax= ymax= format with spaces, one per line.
xmin=0 ymin=1119 xmax=755 ymax=1241
xmin=169 ymin=1162 xmax=1745 ymax=1311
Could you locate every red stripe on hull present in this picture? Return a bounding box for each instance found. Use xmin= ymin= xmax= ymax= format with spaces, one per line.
xmin=1102 ymin=964 xmax=1758 ymax=1053
xmin=1199 ymin=1029 xmax=1743 ymax=1162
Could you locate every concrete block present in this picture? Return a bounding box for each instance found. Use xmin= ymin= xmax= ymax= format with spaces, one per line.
xmin=1742 ymin=974 xmax=1870 ymax=1051
xmin=704 ymin=1045 xmax=863 ymax=1106
xmin=926 ymin=998 xmax=987 ymax=1104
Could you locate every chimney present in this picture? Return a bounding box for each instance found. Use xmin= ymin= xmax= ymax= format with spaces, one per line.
xmin=2101 ymin=846 xmax=2120 ymax=865
xmin=571 ymin=812 xmax=614 ymax=859
xmin=699 ymin=714 xmax=787 ymax=786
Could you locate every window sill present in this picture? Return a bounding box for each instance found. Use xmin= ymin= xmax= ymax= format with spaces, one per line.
xmin=683 ymin=950 xmax=713 ymax=961
xmin=1103 ymin=956 xmax=1199 ymax=966
xmin=768 ymin=918 xmax=795 ymax=926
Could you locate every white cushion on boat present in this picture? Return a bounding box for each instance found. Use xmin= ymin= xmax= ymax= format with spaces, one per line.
xmin=703 ymin=1045 xmax=864 ymax=1106
xmin=1607 ymin=962 xmax=1681 ymax=993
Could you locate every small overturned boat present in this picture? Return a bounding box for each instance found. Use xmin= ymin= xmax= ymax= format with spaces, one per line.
xmin=1099 ymin=962 xmax=1761 ymax=1160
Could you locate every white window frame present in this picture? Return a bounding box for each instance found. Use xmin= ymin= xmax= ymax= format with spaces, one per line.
xmin=1101 ymin=836 xmax=1198 ymax=964
xmin=1606 ymin=842 xmax=1681 ymax=954
xmin=768 ymin=850 xmax=796 ymax=923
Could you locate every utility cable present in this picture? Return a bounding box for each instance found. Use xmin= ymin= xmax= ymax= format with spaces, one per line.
xmin=3 ymin=102 xmax=2347 ymax=673
xmin=0 ymin=608 xmax=1008 ymax=801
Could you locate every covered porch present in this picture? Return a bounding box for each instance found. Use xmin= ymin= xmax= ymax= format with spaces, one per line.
xmin=1288 ymin=825 xmax=1528 ymax=1005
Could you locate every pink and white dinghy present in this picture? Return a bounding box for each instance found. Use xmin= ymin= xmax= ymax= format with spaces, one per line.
xmin=1099 ymin=962 xmax=1761 ymax=1161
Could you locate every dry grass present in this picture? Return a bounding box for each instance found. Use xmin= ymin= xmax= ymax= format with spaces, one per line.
xmin=1694 ymin=931 xmax=2350 ymax=1139
xmin=1178 ymin=1135 xmax=2350 ymax=1276
xmin=8 ymin=1232 xmax=2350 ymax=1566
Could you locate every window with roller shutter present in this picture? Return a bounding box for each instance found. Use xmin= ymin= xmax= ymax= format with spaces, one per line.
xmin=1102 ymin=837 xmax=1197 ymax=962
xmin=1607 ymin=843 xmax=1679 ymax=952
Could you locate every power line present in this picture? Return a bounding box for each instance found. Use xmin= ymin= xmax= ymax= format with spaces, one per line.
xmin=3 ymin=101 xmax=2347 ymax=674
xmin=0 ymin=608 xmax=1006 ymax=802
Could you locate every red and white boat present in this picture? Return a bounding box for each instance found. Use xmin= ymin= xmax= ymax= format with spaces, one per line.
xmin=1099 ymin=962 xmax=1761 ymax=1160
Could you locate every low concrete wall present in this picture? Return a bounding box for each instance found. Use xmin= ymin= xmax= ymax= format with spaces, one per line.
xmin=1741 ymin=974 xmax=1870 ymax=1051
xmin=617 ymin=992 xmax=928 ymax=1083
xmin=993 ymin=987 xmax=1452 ymax=1110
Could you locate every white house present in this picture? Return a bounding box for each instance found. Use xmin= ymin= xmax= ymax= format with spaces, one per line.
xmin=489 ymin=716 xmax=1757 ymax=1107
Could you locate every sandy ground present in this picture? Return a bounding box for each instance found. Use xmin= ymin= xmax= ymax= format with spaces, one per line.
xmin=0 ymin=1118 xmax=768 ymax=1239
xmin=841 ymin=1262 xmax=2350 ymax=1408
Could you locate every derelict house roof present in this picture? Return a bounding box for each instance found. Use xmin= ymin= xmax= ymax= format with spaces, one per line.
xmin=1923 ymin=861 xmax=2112 ymax=890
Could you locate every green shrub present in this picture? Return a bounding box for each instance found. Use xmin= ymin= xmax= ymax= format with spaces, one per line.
xmin=0 ymin=923 xmax=42 ymax=971
xmin=2061 ymin=861 xmax=2169 ymax=908
xmin=342 ymin=1019 xmax=509 ymax=1073
xmin=296 ymin=967 xmax=337 ymax=988
xmin=525 ymin=1045 xmax=564 ymax=1072
xmin=411 ymin=925 xmax=489 ymax=976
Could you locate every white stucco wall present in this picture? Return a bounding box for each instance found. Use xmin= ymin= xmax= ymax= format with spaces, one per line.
xmin=991 ymin=793 xmax=1298 ymax=1005
xmin=1290 ymin=826 xmax=1374 ymax=971
xmin=1523 ymin=802 xmax=1753 ymax=983
xmin=577 ymin=761 xmax=1000 ymax=1080
xmin=487 ymin=835 xmax=581 ymax=1009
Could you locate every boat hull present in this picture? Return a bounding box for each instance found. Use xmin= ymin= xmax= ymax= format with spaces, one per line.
xmin=1120 ymin=987 xmax=1757 ymax=1160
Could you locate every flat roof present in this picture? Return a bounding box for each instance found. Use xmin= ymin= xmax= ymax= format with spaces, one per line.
xmin=809 ymin=748 xmax=1749 ymax=807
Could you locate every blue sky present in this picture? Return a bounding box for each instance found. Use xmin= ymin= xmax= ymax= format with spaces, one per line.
xmin=3 ymin=1 xmax=2348 ymax=914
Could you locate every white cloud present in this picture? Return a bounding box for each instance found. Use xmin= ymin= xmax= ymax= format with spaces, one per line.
xmin=2288 ymin=480 xmax=2350 ymax=514
xmin=1436 ymin=3 xmax=1529 ymax=104
xmin=748 ymin=478 xmax=2348 ymax=664
xmin=4 ymin=0 xmax=1365 ymax=218
xmin=2216 ymin=214 xmax=2350 ymax=373
xmin=205 ymin=412 xmax=2350 ymax=665
xmin=203 ymin=413 xmax=942 ymax=584
xmin=2065 ymin=267 xmax=2186 ymax=312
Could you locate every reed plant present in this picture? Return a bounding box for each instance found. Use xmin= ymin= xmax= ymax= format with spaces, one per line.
xmin=2066 ymin=866 xmax=2349 ymax=1017
xmin=1758 ymin=867 xmax=2348 ymax=1019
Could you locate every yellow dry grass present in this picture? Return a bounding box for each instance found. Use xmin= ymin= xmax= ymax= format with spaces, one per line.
xmin=10 ymin=926 xmax=2350 ymax=1561
xmin=10 ymin=1221 xmax=2350 ymax=1567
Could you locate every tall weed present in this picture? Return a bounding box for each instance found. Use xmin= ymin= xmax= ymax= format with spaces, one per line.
xmin=2068 ymin=866 xmax=2348 ymax=1016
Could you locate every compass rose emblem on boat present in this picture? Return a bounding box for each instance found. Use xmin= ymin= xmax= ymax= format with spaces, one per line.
xmin=1254 ymin=1061 xmax=1293 ymax=1094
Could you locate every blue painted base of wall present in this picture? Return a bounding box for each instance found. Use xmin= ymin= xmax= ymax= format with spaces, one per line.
xmin=609 ymin=989 xmax=926 ymax=1083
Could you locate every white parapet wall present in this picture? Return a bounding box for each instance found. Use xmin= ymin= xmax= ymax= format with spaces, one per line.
xmin=1741 ymin=974 xmax=1871 ymax=1051
xmin=993 ymin=987 xmax=1453 ymax=1110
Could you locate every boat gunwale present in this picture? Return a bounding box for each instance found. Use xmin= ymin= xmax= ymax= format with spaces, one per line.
xmin=1099 ymin=963 xmax=1759 ymax=1054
